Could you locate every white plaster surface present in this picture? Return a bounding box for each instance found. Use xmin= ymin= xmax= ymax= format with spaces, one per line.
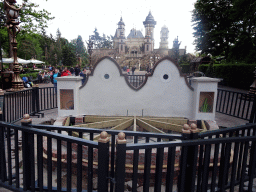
xmin=78 ymin=58 xmax=194 ymax=118
xmin=56 ymin=57 xmax=221 ymax=120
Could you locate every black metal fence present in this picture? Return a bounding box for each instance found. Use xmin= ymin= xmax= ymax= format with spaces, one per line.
xmin=0 ymin=119 xmax=256 ymax=192
xmin=2 ymin=86 xmax=57 ymax=123
xmin=216 ymin=88 xmax=256 ymax=122
xmin=127 ymin=75 xmax=146 ymax=88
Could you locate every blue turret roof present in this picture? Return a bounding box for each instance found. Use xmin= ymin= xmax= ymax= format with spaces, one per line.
xmin=143 ymin=11 xmax=156 ymax=26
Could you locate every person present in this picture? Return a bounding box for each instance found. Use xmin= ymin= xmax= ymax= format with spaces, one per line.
xmin=132 ymin=66 xmax=136 ymax=75
xmin=37 ymin=72 xmax=42 ymax=83
xmin=75 ymin=65 xmax=80 ymax=76
xmin=80 ymin=68 xmax=87 ymax=84
xmin=52 ymin=69 xmax=61 ymax=92
xmin=49 ymin=65 xmax=52 ymax=71
xmin=70 ymin=67 xmax=74 ymax=75
xmin=127 ymin=68 xmax=130 ymax=74
xmin=61 ymin=67 xmax=71 ymax=76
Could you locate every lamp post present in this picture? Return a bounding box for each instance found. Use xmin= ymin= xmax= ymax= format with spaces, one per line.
xmin=4 ymin=0 xmax=24 ymax=91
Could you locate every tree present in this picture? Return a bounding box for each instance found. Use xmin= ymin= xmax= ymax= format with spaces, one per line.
xmin=0 ymin=0 xmax=54 ymax=58
xmin=90 ymin=28 xmax=113 ymax=49
xmin=75 ymin=35 xmax=88 ymax=67
xmin=62 ymin=42 xmax=76 ymax=66
xmin=192 ymin=0 xmax=256 ymax=62
xmin=172 ymin=36 xmax=181 ymax=63
xmin=17 ymin=33 xmax=43 ymax=60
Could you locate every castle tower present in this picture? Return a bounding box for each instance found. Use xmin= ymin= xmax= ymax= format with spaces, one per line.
xmin=143 ymin=11 xmax=156 ymax=53
xmin=159 ymin=25 xmax=169 ymax=49
xmin=113 ymin=17 xmax=126 ymax=54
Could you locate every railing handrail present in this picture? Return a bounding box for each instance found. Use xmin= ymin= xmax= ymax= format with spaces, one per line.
xmin=126 ymin=135 xmax=256 ymax=150
xmin=199 ymin=123 xmax=256 ymax=137
xmin=127 ymin=75 xmax=146 ymax=77
xmin=0 ymin=121 xmax=98 ymax=147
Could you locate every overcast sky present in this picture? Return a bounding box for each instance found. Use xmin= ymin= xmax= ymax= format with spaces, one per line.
xmin=17 ymin=0 xmax=197 ymax=54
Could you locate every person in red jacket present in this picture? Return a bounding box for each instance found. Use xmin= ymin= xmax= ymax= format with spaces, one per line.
xmin=61 ymin=67 xmax=71 ymax=76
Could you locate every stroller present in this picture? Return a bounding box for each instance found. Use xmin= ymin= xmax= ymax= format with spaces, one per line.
xmin=22 ymin=76 xmax=33 ymax=88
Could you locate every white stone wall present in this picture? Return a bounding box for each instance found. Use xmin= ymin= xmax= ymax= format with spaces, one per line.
xmin=57 ymin=57 xmax=220 ymax=120
xmin=77 ymin=57 xmax=194 ymax=118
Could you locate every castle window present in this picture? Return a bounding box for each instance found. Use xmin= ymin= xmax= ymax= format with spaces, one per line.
xmin=121 ymin=45 xmax=123 ymax=51
xmin=147 ymin=45 xmax=149 ymax=51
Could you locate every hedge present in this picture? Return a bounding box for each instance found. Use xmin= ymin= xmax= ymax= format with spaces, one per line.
xmin=20 ymin=72 xmax=38 ymax=80
xmin=199 ymin=64 xmax=256 ymax=90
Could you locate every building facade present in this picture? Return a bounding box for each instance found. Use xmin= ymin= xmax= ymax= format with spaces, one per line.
xmin=113 ymin=11 xmax=186 ymax=59
xmin=91 ymin=12 xmax=186 ymax=67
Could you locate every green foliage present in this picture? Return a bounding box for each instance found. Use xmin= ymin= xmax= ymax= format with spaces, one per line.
xmin=90 ymin=28 xmax=113 ymax=49
xmin=180 ymin=64 xmax=190 ymax=74
xmin=17 ymin=0 xmax=55 ymax=33
xmin=199 ymin=63 xmax=256 ymax=89
xmin=62 ymin=43 xmax=77 ymax=66
xmin=192 ymin=0 xmax=256 ymax=62
xmin=0 ymin=28 xmax=9 ymax=57
xmin=17 ymin=33 xmax=43 ymax=60
xmin=20 ymin=72 xmax=38 ymax=79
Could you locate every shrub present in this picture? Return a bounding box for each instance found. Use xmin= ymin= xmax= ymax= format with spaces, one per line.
xmin=180 ymin=64 xmax=190 ymax=74
xmin=199 ymin=63 xmax=256 ymax=89
xmin=20 ymin=72 xmax=38 ymax=80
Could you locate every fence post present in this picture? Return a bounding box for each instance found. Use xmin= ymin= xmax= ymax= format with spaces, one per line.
xmin=0 ymin=107 xmax=7 ymax=182
xmin=115 ymin=132 xmax=127 ymax=192
xmin=32 ymin=85 xmax=40 ymax=114
xmin=249 ymin=94 xmax=256 ymax=123
xmin=98 ymin=131 xmax=110 ymax=192
xmin=0 ymin=89 xmax=5 ymax=122
xmin=21 ymin=114 xmax=33 ymax=191
xmin=178 ymin=124 xmax=199 ymax=192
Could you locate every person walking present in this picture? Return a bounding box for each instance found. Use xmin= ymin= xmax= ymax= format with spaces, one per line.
xmin=52 ymin=68 xmax=61 ymax=92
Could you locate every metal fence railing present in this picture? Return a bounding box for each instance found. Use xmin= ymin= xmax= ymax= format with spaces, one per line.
xmin=2 ymin=86 xmax=57 ymax=123
xmin=216 ymin=88 xmax=255 ymax=121
xmin=127 ymin=75 xmax=146 ymax=88
xmin=0 ymin=120 xmax=256 ymax=191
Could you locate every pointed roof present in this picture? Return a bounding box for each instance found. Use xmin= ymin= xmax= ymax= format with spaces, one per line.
xmin=118 ymin=17 xmax=125 ymax=26
xmin=143 ymin=11 xmax=156 ymax=26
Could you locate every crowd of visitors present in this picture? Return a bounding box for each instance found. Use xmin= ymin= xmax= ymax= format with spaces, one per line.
xmin=21 ymin=65 xmax=88 ymax=89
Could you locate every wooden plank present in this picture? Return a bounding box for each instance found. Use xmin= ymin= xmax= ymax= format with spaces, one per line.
xmin=84 ymin=115 xmax=131 ymax=123
xmin=201 ymin=120 xmax=208 ymax=131
xmin=74 ymin=118 xmax=130 ymax=128
xmin=139 ymin=118 xmax=183 ymax=133
xmin=93 ymin=119 xmax=133 ymax=140
xmin=64 ymin=117 xmax=70 ymax=126
xmin=111 ymin=118 xmax=133 ymax=131
xmin=144 ymin=117 xmax=188 ymax=125
xmin=136 ymin=119 xmax=165 ymax=134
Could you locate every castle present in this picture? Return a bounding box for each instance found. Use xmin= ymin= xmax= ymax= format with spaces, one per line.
xmin=91 ymin=12 xmax=186 ymax=66
xmin=113 ymin=11 xmax=186 ymax=58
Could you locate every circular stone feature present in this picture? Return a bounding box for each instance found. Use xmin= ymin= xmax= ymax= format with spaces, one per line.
xmin=163 ymin=74 xmax=169 ymax=80
xmin=104 ymin=74 xmax=110 ymax=79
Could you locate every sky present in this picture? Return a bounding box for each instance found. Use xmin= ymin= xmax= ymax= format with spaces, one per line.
xmin=17 ymin=0 xmax=197 ymax=54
